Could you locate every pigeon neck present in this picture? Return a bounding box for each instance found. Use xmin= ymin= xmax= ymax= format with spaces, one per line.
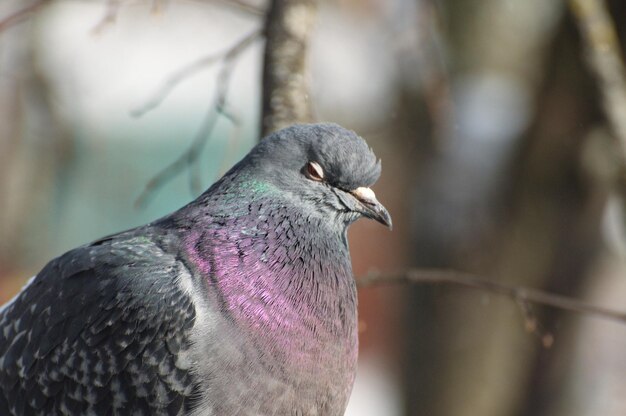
xmin=183 ymin=191 xmax=358 ymax=340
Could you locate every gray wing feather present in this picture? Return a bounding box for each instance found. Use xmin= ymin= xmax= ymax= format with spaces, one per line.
xmin=0 ymin=233 xmax=198 ymax=415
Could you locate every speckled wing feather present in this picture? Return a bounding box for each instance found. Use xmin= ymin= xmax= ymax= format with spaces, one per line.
xmin=0 ymin=232 xmax=198 ymax=415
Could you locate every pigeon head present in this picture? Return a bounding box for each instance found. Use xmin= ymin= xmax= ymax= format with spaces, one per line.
xmin=227 ymin=123 xmax=392 ymax=229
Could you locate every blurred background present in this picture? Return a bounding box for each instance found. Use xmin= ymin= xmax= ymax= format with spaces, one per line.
xmin=1 ymin=0 xmax=626 ymax=415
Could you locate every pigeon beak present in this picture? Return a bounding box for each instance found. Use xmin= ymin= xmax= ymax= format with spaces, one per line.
xmin=350 ymin=187 xmax=393 ymax=230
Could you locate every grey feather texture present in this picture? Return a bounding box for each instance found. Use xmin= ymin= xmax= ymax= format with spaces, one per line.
xmin=0 ymin=123 xmax=390 ymax=415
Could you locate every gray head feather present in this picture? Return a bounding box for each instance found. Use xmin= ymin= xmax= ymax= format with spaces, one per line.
xmin=249 ymin=123 xmax=381 ymax=190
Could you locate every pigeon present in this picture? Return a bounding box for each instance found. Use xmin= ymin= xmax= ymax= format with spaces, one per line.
xmin=0 ymin=122 xmax=391 ymax=415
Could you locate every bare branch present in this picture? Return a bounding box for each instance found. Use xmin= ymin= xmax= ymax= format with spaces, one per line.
xmin=134 ymin=31 xmax=261 ymax=207
xmin=134 ymin=79 xmax=227 ymax=207
xmin=569 ymin=0 xmax=626 ymax=160
xmin=0 ymin=0 xmax=48 ymax=33
xmin=357 ymin=269 xmax=626 ymax=325
xmin=132 ymin=29 xmax=262 ymax=117
xmin=261 ymin=0 xmax=318 ymax=136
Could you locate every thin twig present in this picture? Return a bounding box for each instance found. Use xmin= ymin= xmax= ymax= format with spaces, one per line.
xmin=134 ymin=66 xmax=230 ymax=207
xmin=132 ymin=29 xmax=262 ymax=118
xmin=0 ymin=0 xmax=48 ymax=33
xmin=134 ymin=31 xmax=260 ymax=207
xmin=357 ymin=269 xmax=626 ymax=325
xmin=134 ymin=94 xmax=225 ymax=208
xmin=516 ymin=299 xmax=554 ymax=348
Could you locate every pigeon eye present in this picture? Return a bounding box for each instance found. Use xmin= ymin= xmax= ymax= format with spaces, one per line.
xmin=306 ymin=162 xmax=324 ymax=181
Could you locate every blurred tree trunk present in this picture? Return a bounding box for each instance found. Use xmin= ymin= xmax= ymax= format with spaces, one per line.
xmin=261 ymin=0 xmax=317 ymax=136
xmin=489 ymin=14 xmax=604 ymax=415
xmin=528 ymin=2 xmax=626 ymax=415
xmin=0 ymin=11 xmax=37 ymax=278
xmin=403 ymin=1 xmax=604 ymax=416
xmin=0 ymin=6 xmax=70 ymax=285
